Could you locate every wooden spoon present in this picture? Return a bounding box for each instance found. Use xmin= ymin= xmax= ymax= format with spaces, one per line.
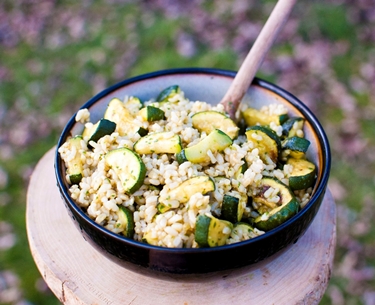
xmin=220 ymin=0 xmax=297 ymax=120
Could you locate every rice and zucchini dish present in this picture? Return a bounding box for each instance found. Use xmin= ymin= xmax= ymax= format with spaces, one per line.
xmin=58 ymin=85 xmax=316 ymax=248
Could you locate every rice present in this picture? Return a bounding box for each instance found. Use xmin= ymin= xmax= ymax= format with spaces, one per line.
xmin=58 ymin=88 xmax=314 ymax=248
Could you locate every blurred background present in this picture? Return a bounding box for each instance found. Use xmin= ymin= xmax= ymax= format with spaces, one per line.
xmin=0 ymin=0 xmax=375 ymax=304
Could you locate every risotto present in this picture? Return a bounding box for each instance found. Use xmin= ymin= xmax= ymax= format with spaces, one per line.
xmin=58 ymin=85 xmax=316 ymax=248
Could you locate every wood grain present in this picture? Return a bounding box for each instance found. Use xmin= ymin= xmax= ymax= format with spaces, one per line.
xmin=26 ymin=148 xmax=336 ymax=305
xmin=220 ymin=0 xmax=297 ymax=119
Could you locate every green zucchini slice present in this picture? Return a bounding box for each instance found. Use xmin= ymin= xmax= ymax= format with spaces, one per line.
xmin=253 ymin=177 xmax=299 ymax=231
xmin=191 ymin=111 xmax=239 ymax=139
xmin=195 ymin=214 xmax=233 ymax=247
xmin=117 ymin=206 xmax=135 ymax=238
xmin=65 ymin=135 xmax=84 ymax=185
xmin=136 ymin=127 xmax=148 ymax=137
xmin=157 ymin=176 xmax=215 ymax=213
xmin=234 ymin=159 xmax=248 ymax=180
xmin=221 ymin=193 xmax=247 ymax=223
xmin=230 ymin=222 xmax=262 ymax=241
xmin=282 ymin=117 xmax=305 ymax=138
xmin=138 ymin=105 xmax=165 ymax=121
xmin=105 ymin=148 xmax=146 ymax=194
xmin=282 ymin=136 xmax=310 ymax=159
xmin=287 ymin=158 xmax=316 ymax=190
xmin=242 ymin=107 xmax=288 ymax=127
xmin=156 ymin=85 xmax=180 ymax=103
xmin=82 ymin=118 xmax=116 ymax=144
xmin=175 ymin=150 xmax=188 ymax=164
xmin=134 ymin=132 xmax=182 ymax=154
xmin=245 ymin=126 xmax=281 ymax=164
xmin=104 ymin=98 xmax=138 ymax=136
xmin=176 ymin=129 xmax=232 ymax=164
xmin=124 ymin=96 xmax=142 ymax=116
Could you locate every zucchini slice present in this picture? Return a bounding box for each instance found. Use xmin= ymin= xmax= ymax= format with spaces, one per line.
xmin=245 ymin=126 xmax=281 ymax=164
xmin=123 ymin=96 xmax=143 ymax=116
xmin=234 ymin=158 xmax=248 ymax=180
xmin=105 ymin=148 xmax=146 ymax=194
xmin=242 ymin=107 xmax=288 ymax=127
xmin=176 ymin=129 xmax=232 ymax=164
xmin=65 ymin=135 xmax=84 ymax=185
xmin=253 ymin=177 xmax=299 ymax=231
xmin=116 ymin=206 xmax=135 ymax=238
xmin=104 ymin=98 xmax=139 ymax=136
xmin=156 ymin=85 xmax=180 ymax=103
xmin=158 ymin=176 xmax=215 ymax=213
xmin=230 ymin=222 xmax=262 ymax=241
xmin=82 ymin=118 xmax=116 ymax=144
xmin=133 ymin=132 xmax=182 ymax=154
xmin=138 ymin=105 xmax=165 ymax=122
xmin=282 ymin=136 xmax=310 ymax=159
xmin=287 ymin=158 xmax=316 ymax=190
xmin=124 ymin=96 xmax=142 ymax=110
xmin=191 ymin=111 xmax=239 ymax=139
xmin=137 ymin=127 xmax=148 ymax=137
xmin=221 ymin=193 xmax=247 ymax=223
xmin=142 ymin=231 xmax=158 ymax=246
xmin=195 ymin=214 xmax=233 ymax=247
xmin=282 ymin=117 xmax=305 ymax=138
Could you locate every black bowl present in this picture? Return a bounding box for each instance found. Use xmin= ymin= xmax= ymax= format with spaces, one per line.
xmin=55 ymin=68 xmax=331 ymax=274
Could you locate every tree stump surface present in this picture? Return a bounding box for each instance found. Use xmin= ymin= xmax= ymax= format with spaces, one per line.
xmin=26 ymin=148 xmax=336 ymax=305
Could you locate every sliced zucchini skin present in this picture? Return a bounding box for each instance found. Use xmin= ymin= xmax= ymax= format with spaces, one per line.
xmin=234 ymin=159 xmax=248 ymax=180
xmin=194 ymin=214 xmax=211 ymax=247
xmin=66 ymin=135 xmax=84 ymax=185
xmin=282 ymin=136 xmax=311 ymax=159
xmin=282 ymin=117 xmax=305 ymax=138
xmin=191 ymin=111 xmax=239 ymax=139
xmin=176 ymin=129 xmax=232 ymax=164
xmin=253 ymin=177 xmax=300 ymax=231
xmin=221 ymin=194 xmax=246 ymax=223
xmin=156 ymin=85 xmax=180 ymax=102
xmin=105 ymin=148 xmax=146 ymax=194
xmin=254 ymin=199 xmax=299 ymax=231
xmin=136 ymin=127 xmax=148 ymax=137
xmin=195 ymin=214 xmax=233 ymax=247
xmin=83 ymin=118 xmax=116 ymax=144
xmin=287 ymin=158 xmax=316 ymax=190
xmin=138 ymin=105 xmax=165 ymax=121
xmin=175 ymin=149 xmax=187 ymax=164
xmin=117 ymin=206 xmax=135 ymax=238
xmin=133 ymin=132 xmax=182 ymax=154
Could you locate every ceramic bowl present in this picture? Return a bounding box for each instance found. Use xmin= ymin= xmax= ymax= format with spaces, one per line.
xmin=55 ymin=68 xmax=331 ymax=274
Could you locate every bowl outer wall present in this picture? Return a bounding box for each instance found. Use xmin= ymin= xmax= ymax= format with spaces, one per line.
xmin=55 ymin=68 xmax=331 ymax=274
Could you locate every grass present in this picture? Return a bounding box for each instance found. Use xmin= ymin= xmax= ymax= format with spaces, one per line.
xmin=1 ymin=1 xmax=375 ymax=304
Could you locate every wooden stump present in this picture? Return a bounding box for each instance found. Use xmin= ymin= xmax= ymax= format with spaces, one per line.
xmin=26 ymin=148 xmax=336 ymax=305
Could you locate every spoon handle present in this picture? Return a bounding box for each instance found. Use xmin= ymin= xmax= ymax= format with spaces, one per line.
xmin=220 ymin=0 xmax=297 ymax=120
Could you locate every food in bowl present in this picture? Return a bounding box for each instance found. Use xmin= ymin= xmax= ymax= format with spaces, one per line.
xmin=58 ymin=84 xmax=316 ymax=249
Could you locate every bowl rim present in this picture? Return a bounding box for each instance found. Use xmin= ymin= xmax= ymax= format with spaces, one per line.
xmin=55 ymin=67 xmax=331 ymax=254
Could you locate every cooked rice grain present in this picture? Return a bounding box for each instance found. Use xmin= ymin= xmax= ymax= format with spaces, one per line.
xmin=58 ymin=91 xmax=313 ymax=248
